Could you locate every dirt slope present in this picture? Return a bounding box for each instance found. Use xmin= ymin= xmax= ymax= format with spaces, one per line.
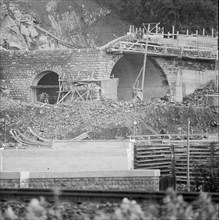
xmin=0 ymin=95 xmax=218 ymax=144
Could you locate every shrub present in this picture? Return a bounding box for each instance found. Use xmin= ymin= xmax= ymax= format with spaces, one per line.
xmin=0 ymin=188 xmax=218 ymax=220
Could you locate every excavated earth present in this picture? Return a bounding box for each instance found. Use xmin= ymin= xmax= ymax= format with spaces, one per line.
xmin=0 ymin=90 xmax=218 ymax=145
xmin=0 ymin=1 xmax=218 ymax=145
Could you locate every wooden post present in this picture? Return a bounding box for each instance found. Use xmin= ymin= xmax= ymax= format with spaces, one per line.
xmin=212 ymin=29 xmax=214 ymax=37
xmin=187 ymin=118 xmax=190 ymax=191
xmin=3 ymin=118 xmax=6 ymax=143
xmin=196 ymin=30 xmax=198 ymax=35
xmin=129 ymin=25 xmax=132 ymax=33
xmin=171 ymin=145 xmax=176 ymax=190
xmin=172 ymin=26 xmax=175 ymax=37
xmin=156 ymin=24 xmax=158 ymax=34
xmin=203 ymin=28 xmax=205 ymax=36
xmin=210 ymin=143 xmax=215 ymax=179
xmin=186 ymin=29 xmax=189 ymax=35
xmin=215 ymin=56 xmax=218 ymax=92
xmin=141 ymin=24 xmax=150 ymax=98
xmin=133 ymin=121 xmax=137 ymax=138
xmin=0 ymin=150 xmax=2 ymax=172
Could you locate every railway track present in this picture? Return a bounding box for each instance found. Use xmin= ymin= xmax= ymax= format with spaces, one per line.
xmin=0 ymin=188 xmax=218 ymax=204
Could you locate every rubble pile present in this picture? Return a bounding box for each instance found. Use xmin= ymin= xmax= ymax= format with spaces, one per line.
xmin=0 ymin=95 xmax=218 ymax=144
xmin=183 ymin=80 xmax=217 ymax=105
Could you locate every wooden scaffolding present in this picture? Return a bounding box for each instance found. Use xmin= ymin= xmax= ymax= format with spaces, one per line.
xmin=56 ymin=71 xmax=103 ymax=104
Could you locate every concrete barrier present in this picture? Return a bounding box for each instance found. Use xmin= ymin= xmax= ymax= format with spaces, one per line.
xmin=0 ymin=141 xmax=134 ymax=172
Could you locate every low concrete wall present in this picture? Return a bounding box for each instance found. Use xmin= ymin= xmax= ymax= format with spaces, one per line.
xmin=0 ymin=141 xmax=134 ymax=172
xmin=0 ymin=170 xmax=160 ymax=191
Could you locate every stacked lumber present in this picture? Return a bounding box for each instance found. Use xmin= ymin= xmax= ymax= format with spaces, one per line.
xmin=174 ymin=144 xmax=219 ymax=183
xmin=9 ymin=128 xmax=91 ymax=148
xmin=134 ymin=145 xmax=172 ymax=175
xmin=10 ymin=129 xmax=52 ymax=148
xmin=134 ymin=143 xmax=219 ymax=185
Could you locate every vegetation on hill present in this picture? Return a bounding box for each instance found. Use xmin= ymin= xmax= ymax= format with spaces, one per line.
xmin=100 ymin=0 xmax=218 ymax=34
xmin=0 ymin=0 xmax=217 ymax=50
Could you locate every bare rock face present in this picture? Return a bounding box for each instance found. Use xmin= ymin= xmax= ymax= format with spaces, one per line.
xmin=0 ymin=3 xmax=28 ymax=50
xmin=0 ymin=0 xmax=128 ymax=50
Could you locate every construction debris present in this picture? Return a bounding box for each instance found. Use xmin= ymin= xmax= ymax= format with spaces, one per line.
xmin=183 ymin=80 xmax=217 ymax=105
xmin=9 ymin=127 xmax=91 ymax=148
xmin=0 ymin=86 xmax=218 ymax=144
xmin=10 ymin=129 xmax=52 ymax=148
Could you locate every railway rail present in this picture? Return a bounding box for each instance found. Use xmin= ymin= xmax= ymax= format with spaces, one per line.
xmin=0 ymin=188 xmax=218 ymax=204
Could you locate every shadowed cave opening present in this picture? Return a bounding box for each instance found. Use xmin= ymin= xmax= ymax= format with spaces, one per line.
xmin=32 ymin=71 xmax=59 ymax=104
xmin=111 ymin=55 xmax=169 ymax=101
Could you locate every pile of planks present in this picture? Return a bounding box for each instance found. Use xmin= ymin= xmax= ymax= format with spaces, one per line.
xmin=174 ymin=143 xmax=219 ymax=183
xmin=9 ymin=127 xmax=91 ymax=148
xmin=10 ymin=129 xmax=52 ymax=148
xmin=134 ymin=142 xmax=219 ymax=184
xmin=134 ymin=145 xmax=172 ymax=175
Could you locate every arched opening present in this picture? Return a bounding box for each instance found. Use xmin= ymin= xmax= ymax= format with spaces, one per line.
xmin=111 ymin=55 xmax=169 ymax=101
xmin=31 ymin=71 xmax=59 ymax=104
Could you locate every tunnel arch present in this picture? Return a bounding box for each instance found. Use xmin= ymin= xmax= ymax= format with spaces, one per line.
xmin=111 ymin=55 xmax=169 ymax=101
xmin=31 ymin=71 xmax=59 ymax=104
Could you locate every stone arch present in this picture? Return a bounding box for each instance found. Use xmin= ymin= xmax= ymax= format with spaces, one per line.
xmin=100 ymin=50 xmax=123 ymax=78
xmin=110 ymin=54 xmax=170 ymax=101
xmin=31 ymin=71 xmax=59 ymax=104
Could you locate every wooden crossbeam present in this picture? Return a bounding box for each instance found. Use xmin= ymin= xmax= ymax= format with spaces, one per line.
xmin=70 ymin=83 xmax=94 ymax=102
xmin=31 ymin=85 xmax=59 ymax=89
xmin=57 ymin=90 xmax=71 ymax=104
xmin=109 ymin=40 xmax=216 ymax=60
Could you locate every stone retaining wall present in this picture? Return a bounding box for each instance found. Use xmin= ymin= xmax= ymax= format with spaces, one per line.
xmin=0 ymin=170 xmax=160 ymax=191
xmin=0 ymin=49 xmax=118 ymax=102
xmin=0 ymin=49 xmax=216 ymax=102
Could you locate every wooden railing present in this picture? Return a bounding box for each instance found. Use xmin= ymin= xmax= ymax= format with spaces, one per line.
xmin=128 ymin=25 xmax=218 ymax=38
xmin=129 ymin=133 xmax=218 ymax=145
xmin=108 ymin=41 xmax=216 ymax=60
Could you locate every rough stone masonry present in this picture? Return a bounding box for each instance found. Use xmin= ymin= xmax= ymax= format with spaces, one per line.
xmin=0 ymin=48 xmax=216 ymax=102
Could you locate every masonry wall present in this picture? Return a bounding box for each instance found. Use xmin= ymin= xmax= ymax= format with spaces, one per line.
xmin=0 ymin=49 xmax=118 ymax=102
xmin=0 ymin=171 xmax=160 ymax=191
xmin=0 ymin=49 xmax=216 ymax=103
xmin=154 ymin=57 xmax=216 ymax=100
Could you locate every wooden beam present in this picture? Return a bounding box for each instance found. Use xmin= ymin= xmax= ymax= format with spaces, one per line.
xmin=30 ymin=85 xmax=59 ymax=89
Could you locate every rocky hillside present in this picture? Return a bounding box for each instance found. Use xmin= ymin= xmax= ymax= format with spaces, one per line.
xmin=1 ymin=0 xmax=217 ymax=50
xmin=0 ymin=0 xmax=129 ymax=50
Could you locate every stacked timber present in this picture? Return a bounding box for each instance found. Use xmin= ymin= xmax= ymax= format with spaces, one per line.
xmin=134 ymin=143 xmax=219 ymax=186
xmin=174 ymin=143 xmax=219 ymax=183
xmin=134 ymin=145 xmax=172 ymax=175
xmin=8 ymin=127 xmax=91 ymax=149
